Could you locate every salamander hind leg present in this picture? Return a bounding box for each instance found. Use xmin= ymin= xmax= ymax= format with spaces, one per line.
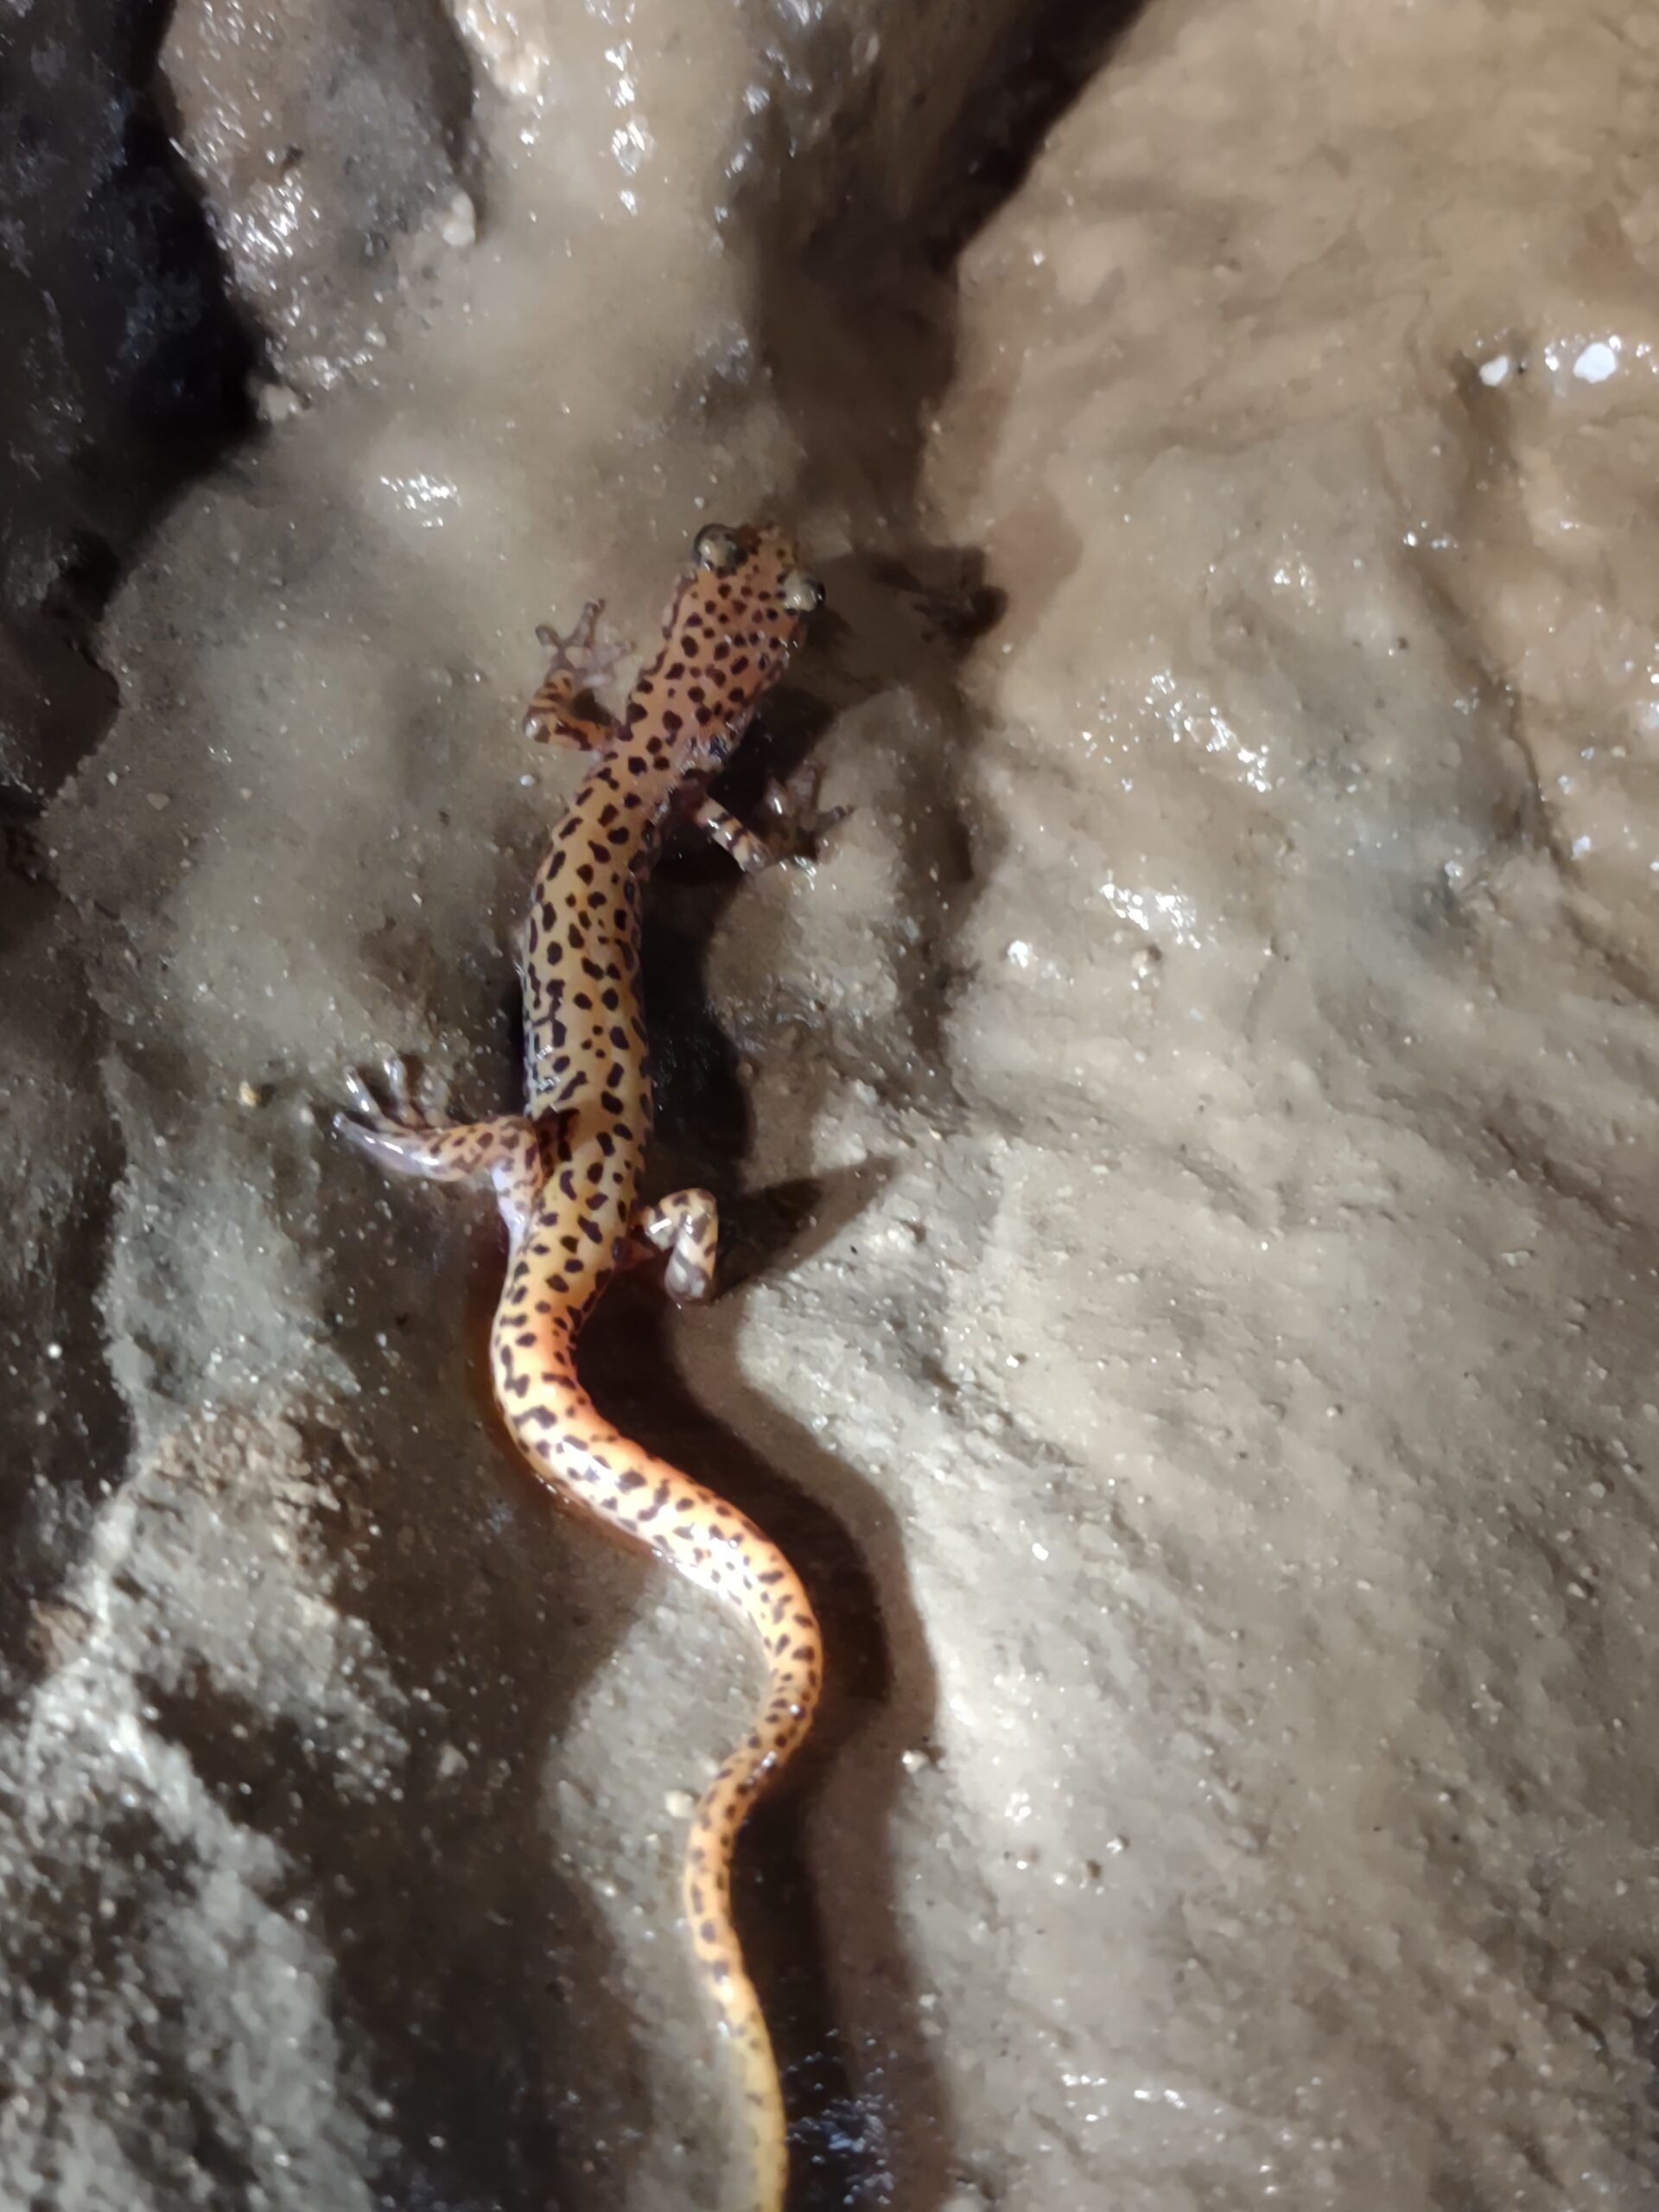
xmin=625 ymin=1188 xmax=719 ymax=1304
xmin=524 ymin=600 xmax=629 ymax=749
xmin=334 ymin=1056 xmax=543 ymax=1234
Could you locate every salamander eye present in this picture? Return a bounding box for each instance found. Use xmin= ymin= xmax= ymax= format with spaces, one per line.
xmin=780 ymin=568 xmax=823 ymax=613
xmin=693 ymin=524 xmax=742 ymax=574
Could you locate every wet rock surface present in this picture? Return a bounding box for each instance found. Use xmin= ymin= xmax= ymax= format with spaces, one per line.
xmin=5 ymin=3 xmax=1659 ymax=2208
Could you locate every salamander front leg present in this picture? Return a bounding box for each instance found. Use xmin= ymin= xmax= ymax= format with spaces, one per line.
xmin=691 ymin=764 xmax=845 ymax=875
xmin=334 ymin=1056 xmax=544 ymax=1237
xmin=623 ymin=1188 xmax=720 ymax=1304
xmin=524 ymin=601 xmax=629 ymax=750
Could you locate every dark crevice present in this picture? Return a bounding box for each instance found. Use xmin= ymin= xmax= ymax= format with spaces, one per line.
xmin=0 ymin=863 xmax=132 ymax=1716
xmin=0 ymin=3 xmax=257 ymax=1682
xmin=0 ymin=10 xmax=247 ymax=2124
xmin=0 ymin=0 xmax=259 ymax=813
xmin=916 ymin=0 xmax=1154 ymax=265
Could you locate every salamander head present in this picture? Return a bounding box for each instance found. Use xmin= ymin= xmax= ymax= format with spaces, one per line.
xmin=650 ymin=521 xmax=823 ymax=773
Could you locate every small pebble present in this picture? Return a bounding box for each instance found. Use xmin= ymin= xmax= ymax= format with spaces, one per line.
xmin=1573 ymin=340 xmax=1618 ymax=384
xmin=664 ymin=1788 xmax=696 ymax=1819
xmin=440 ymin=189 xmax=478 ymax=249
xmin=253 ymin=378 xmax=304 ymax=424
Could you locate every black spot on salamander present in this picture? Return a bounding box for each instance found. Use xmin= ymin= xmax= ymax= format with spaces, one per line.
xmin=600 ymin=1092 xmax=624 ymax=1115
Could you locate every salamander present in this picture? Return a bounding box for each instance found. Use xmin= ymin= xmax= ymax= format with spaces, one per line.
xmin=336 ymin=522 xmax=829 ymax=2211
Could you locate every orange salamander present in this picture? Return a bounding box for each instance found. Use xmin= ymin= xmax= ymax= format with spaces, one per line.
xmin=336 ymin=523 xmax=829 ymax=2212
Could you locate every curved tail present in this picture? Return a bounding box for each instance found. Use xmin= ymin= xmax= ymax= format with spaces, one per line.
xmin=679 ymin=1523 xmax=820 ymax=2212
xmin=499 ymin=1349 xmax=822 ymax=2212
